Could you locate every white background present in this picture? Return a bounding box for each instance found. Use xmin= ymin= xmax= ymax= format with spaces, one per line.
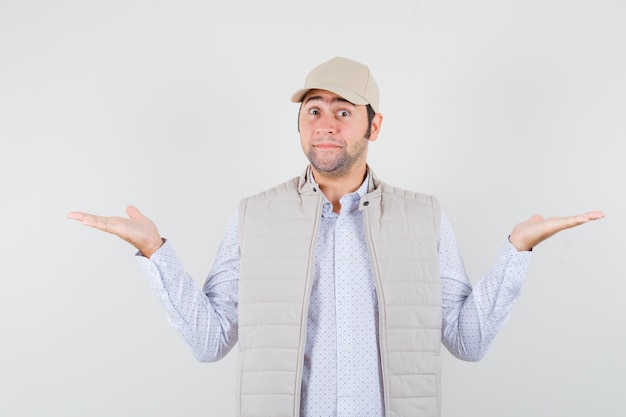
xmin=1 ymin=0 xmax=624 ymax=416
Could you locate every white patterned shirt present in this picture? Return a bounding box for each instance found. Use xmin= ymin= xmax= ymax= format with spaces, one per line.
xmin=136 ymin=174 xmax=531 ymax=417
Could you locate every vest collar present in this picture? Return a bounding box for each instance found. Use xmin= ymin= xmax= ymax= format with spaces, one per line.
xmin=297 ymin=165 xmax=383 ymax=211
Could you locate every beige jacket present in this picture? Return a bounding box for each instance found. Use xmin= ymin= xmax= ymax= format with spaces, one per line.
xmin=236 ymin=168 xmax=442 ymax=417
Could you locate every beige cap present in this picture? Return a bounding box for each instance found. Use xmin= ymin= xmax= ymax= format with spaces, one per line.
xmin=291 ymin=57 xmax=380 ymax=112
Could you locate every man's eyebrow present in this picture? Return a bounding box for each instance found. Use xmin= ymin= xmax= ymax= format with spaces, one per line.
xmin=303 ymin=95 xmax=354 ymax=106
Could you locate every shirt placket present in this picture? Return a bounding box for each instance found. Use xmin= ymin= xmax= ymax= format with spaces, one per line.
xmin=334 ymin=195 xmax=383 ymax=416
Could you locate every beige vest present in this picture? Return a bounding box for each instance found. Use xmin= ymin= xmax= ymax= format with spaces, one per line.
xmin=236 ymin=169 xmax=442 ymax=417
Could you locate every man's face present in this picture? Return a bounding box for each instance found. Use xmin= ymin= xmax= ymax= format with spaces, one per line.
xmin=299 ymin=89 xmax=380 ymax=178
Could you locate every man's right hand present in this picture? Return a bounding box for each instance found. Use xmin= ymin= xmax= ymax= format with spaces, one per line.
xmin=67 ymin=205 xmax=164 ymax=258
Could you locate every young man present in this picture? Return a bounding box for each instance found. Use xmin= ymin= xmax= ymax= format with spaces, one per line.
xmin=68 ymin=57 xmax=603 ymax=417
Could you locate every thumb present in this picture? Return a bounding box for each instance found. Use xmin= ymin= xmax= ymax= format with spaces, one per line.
xmin=126 ymin=205 xmax=143 ymax=220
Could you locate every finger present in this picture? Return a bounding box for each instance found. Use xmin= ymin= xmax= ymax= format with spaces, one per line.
xmin=126 ymin=205 xmax=143 ymax=220
xmin=67 ymin=211 xmax=103 ymax=227
xmin=547 ymin=212 xmax=603 ymax=233
xmin=67 ymin=211 xmax=113 ymax=226
xmin=67 ymin=211 xmax=87 ymax=221
xmin=81 ymin=214 xmax=113 ymax=229
xmin=526 ymin=214 xmax=545 ymax=224
xmin=567 ymin=211 xmax=605 ymax=226
xmin=583 ymin=210 xmax=605 ymax=220
xmin=73 ymin=212 xmax=127 ymax=235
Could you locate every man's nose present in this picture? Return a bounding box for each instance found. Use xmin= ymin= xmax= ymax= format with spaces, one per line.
xmin=316 ymin=113 xmax=337 ymax=134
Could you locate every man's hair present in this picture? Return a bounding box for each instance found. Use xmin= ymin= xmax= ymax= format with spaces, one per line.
xmin=364 ymin=104 xmax=375 ymax=139
xmin=297 ymin=103 xmax=377 ymax=139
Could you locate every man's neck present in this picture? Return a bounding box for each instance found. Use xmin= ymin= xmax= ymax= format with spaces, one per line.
xmin=311 ymin=165 xmax=368 ymax=213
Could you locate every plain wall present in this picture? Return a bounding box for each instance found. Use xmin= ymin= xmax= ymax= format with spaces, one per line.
xmin=1 ymin=0 xmax=624 ymax=416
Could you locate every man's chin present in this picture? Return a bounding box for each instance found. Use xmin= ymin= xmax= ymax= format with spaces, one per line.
xmin=310 ymin=163 xmax=352 ymax=179
xmin=309 ymin=158 xmax=339 ymax=172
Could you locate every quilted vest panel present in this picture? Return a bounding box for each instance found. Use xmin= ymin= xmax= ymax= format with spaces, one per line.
xmin=236 ymin=169 xmax=441 ymax=417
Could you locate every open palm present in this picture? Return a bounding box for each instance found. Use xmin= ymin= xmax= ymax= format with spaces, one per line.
xmin=508 ymin=211 xmax=604 ymax=252
xmin=67 ymin=206 xmax=163 ymax=258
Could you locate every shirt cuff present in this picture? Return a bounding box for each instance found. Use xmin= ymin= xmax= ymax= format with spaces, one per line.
xmin=499 ymin=238 xmax=532 ymax=290
xmin=135 ymin=239 xmax=184 ymax=291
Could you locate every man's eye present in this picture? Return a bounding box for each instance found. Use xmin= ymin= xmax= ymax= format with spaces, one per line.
xmin=308 ymin=109 xmax=319 ymax=115
xmin=337 ymin=110 xmax=350 ymax=117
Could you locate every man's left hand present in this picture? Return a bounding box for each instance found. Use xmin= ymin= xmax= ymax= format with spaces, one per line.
xmin=508 ymin=211 xmax=605 ymax=252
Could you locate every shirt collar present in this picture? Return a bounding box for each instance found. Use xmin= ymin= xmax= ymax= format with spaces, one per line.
xmin=307 ymin=166 xmax=370 ymax=215
xmin=307 ymin=166 xmax=370 ymax=197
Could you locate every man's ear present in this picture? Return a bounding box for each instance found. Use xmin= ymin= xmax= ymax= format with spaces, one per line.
xmin=369 ymin=113 xmax=383 ymax=142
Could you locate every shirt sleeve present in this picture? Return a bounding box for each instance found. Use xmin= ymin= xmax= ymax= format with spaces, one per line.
xmin=135 ymin=210 xmax=240 ymax=362
xmin=439 ymin=211 xmax=532 ymax=361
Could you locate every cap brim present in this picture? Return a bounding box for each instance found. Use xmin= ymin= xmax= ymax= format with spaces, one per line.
xmin=290 ymin=83 xmax=370 ymax=107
